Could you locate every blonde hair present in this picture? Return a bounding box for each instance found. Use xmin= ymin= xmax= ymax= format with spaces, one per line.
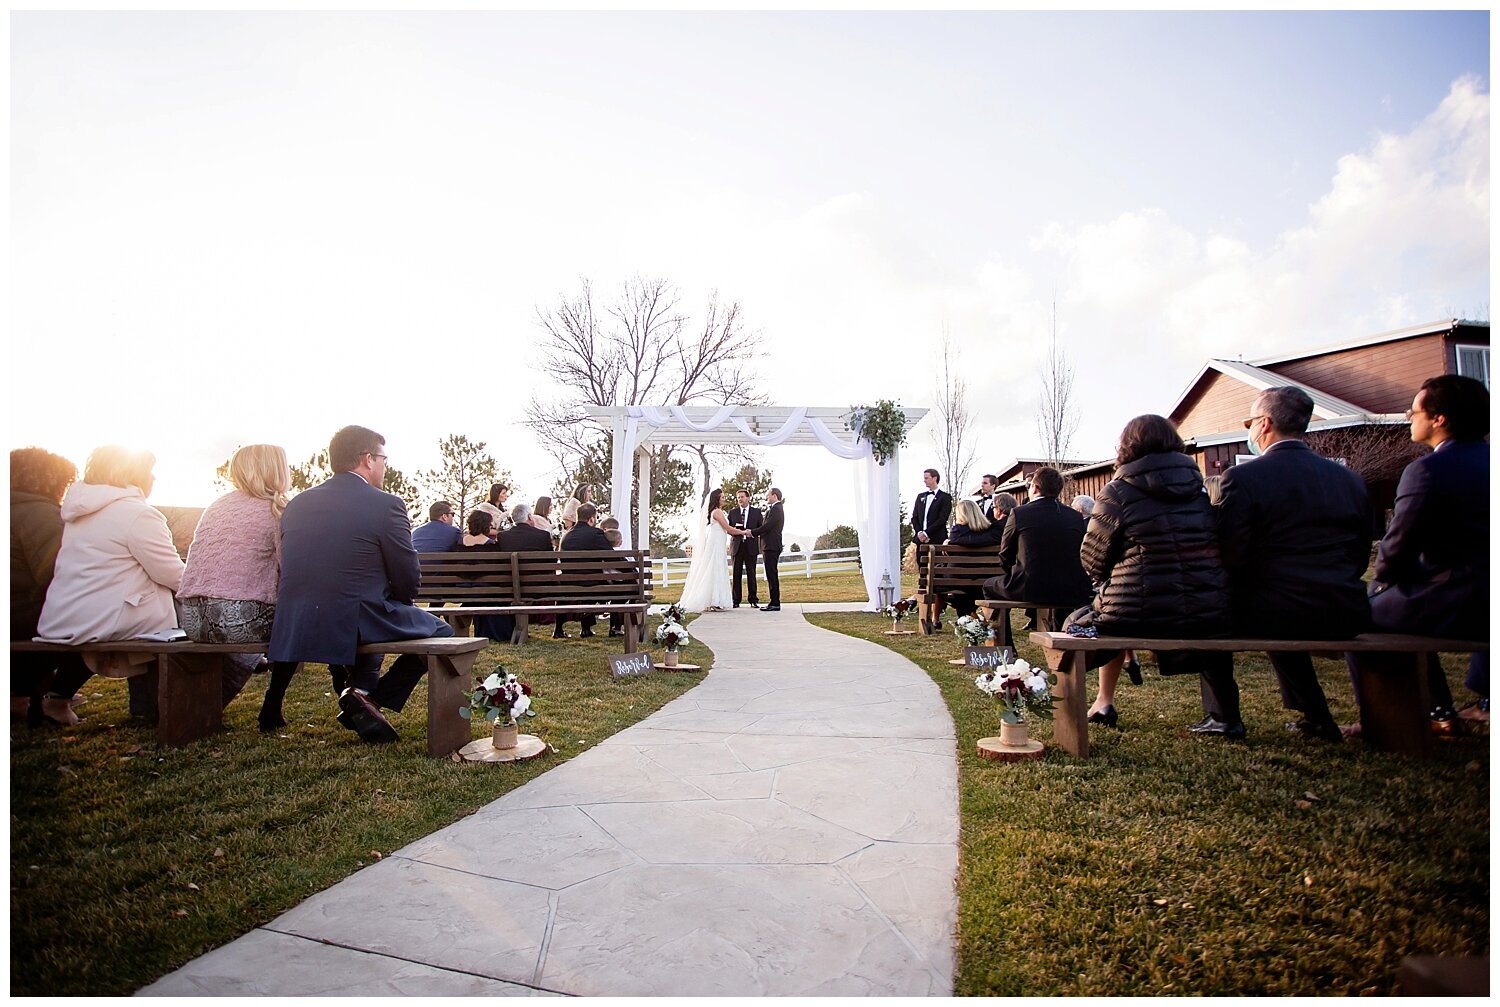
xmin=954 ymin=499 xmax=991 ymax=530
xmin=83 ymin=445 xmax=156 ymax=494
xmin=228 ymin=444 xmax=291 ymax=518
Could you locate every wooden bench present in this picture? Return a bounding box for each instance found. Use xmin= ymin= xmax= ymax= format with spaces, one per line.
xmin=976 ymin=599 xmax=1078 ymax=641
xmin=917 ymin=544 xmax=1007 ymax=634
xmin=1028 ymin=631 xmax=1489 ymax=760
xmin=11 ymin=637 xmax=488 ymax=757
xmin=417 ymin=549 xmax=651 ymax=652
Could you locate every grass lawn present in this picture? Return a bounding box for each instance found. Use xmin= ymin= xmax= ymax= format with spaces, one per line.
xmin=10 ymin=620 xmax=712 ymax=996
xmin=651 ymin=567 xmax=885 ymax=605
xmin=806 ymin=611 xmax=1489 ymax=996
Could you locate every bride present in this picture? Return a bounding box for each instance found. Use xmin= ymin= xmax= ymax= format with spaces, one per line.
xmin=678 ymin=488 xmax=745 ymax=613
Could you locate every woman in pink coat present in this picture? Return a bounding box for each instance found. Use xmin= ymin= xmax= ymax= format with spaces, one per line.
xmin=37 ymin=446 xmax=185 ymax=721
xmin=179 ymin=444 xmax=290 ymax=718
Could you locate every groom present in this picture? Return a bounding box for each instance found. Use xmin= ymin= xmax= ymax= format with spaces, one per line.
xmin=751 ymin=488 xmax=786 ymax=612
xmin=727 ymin=489 xmax=763 ymax=608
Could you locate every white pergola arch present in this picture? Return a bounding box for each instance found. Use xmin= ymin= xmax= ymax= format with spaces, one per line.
xmin=587 ymin=405 xmax=928 ymax=610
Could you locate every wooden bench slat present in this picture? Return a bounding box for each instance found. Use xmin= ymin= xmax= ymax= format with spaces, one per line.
xmin=1029 ymin=631 xmax=1489 ymax=653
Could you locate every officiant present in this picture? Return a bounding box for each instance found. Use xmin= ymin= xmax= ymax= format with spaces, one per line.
xmin=728 ymin=489 xmax=764 ymax=608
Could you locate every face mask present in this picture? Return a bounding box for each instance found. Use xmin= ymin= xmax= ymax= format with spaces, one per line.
xmin=1246 ymin=433 xmax=1261 ymax=456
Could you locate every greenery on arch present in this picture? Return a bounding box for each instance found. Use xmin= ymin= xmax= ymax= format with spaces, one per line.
xmin=847 ymin=399 xmax=907 ymax=465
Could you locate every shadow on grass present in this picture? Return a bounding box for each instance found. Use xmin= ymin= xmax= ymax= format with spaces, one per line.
xmin=10 ymin=622 xmax=711 ymax=996
xmin=806 ymin=611 xmax=1489 ymax=996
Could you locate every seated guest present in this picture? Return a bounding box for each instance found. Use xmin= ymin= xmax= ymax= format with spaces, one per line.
xmin=37 ymin=446 xmax=186 ymax=722
xmin=498 ymin=503 xmax=554 ymax=552
xmin=267 ymin=425 xmax=452 ymax=744
xmin=1079 ymin=415 xmax=1233 ymax=728
xmin=992 ymin=493 xmax=1018 ymax=526
xmin=11 ymin=447 xmax=84 ymax=725
xmin=1211 ymin=386 xmax=1372 ymax=742
xmin=474 ymin=482 xmax=510 ymax=533
xmin=557 ymin=502 xmax=610 ymax=638
xmin=530 ymin=495 xmax=555 ymax=534
xmin=943 ymin=499 xmax=1003 ymax=619
xmin=981 ymin=466 xmax=1093 ymax=651
xmin=411 ymin=500 xmax=462 ymax=552
xmin=1202 ymin=475 xmax=1224 ymax=506
xmin=462 ymin=509 xmax=498 ymax=548
xmin=602 ymin=527 xmax=631 ymax=636
xmin=179 ymin=444 xmax=289 ymax=720
xmin=1368 ymin=375 xmax=1489 ymax=725
xmin=561 ymin=483 xmax=593 ymax=531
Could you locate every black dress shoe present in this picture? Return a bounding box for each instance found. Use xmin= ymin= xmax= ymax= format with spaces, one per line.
xmin=608 ymin=628 xmax=624 ymax=637
xmin=1189 ymin=715 xmax=1247 ymax=740
xmin=1087 ymin=705 xmax=1118 ymax=728
xmin=580 ymin=629 xmax=596 ymax=638
xmin=1284 ymin=719 xmax=1342 ymax=743
xmin=733 ymin=603 xmax=740 ymax=608
xmin=1123 ymin=656 xmax=1143 ymax=686
xmin=762 ymin=604 xmax=781 ymax=612
xmin=337 ymin=690 xmax=399 ymax=744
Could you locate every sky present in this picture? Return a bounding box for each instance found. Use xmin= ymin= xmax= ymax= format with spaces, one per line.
xmin=8 ymin=11 xmax=1490 ymax=545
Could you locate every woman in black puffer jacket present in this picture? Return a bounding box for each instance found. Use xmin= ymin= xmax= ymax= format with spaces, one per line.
xmin=1081 ymin=414 xmax=1232 ymax=727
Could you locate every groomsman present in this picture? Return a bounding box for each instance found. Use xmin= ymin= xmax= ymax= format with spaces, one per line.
xmin=752 ymin=488 xmax=786 ymax=611
xmin=971 ymin=474 xmax=999 ymax=521
xmin=727 ymin=489 xmax=764 ymax=608
xmin=911 ymin=468 xmax=952 ymax=545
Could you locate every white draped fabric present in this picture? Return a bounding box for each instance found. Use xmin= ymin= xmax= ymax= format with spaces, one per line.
xmin=608 ymin=406 xmax=900 ymax=611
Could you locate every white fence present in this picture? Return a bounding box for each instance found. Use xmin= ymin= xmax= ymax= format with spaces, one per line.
xmin=650 ymin=546 xmax=861 ymax=588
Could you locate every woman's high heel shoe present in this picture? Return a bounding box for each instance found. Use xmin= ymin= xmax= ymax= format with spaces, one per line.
xmin=1087 ymin=705 xmax=1118 ymax=728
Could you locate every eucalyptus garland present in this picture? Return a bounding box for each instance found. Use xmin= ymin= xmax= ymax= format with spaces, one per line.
xmin=847 ymin=399 xmax=908 ymax=465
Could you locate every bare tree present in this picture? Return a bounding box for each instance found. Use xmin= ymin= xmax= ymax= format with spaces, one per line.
xmin=930 ymin=329 xmax=976 ymax=494
xmin=1035 ymin=299 xmax=1079 ymax=467
xmin=526 ymin=276 xmax=766 ymax=542
xmin=1306 ymin=424 xmax=1426 ymax=486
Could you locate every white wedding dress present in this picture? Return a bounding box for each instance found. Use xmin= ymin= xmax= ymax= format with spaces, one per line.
xmin=678 ymin=508 xmax=734 ymax=613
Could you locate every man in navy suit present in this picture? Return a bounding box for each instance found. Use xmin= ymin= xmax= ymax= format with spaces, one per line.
xmin=1369 ymin=374 xmax=1489 ymax=722
xmin=265 ymin=425 xmax=452 ymax=743
xmin=411 ymin=500 xmax=462 ymax=552
xmin=1207 ymin=386 xmax=1373 ymax=743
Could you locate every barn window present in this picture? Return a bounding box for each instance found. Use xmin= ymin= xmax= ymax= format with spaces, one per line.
xmin=1455 ymin=344 xmax=1489 ymax=388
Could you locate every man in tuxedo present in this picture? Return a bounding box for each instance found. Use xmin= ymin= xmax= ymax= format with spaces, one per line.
xmin=1368 ymin=374 xmax=1489 ymax=723
xmin=1205 ymin=385 xmax=1373 ymax=743
xmin=981 ymin=466 xmax=1093 ymax=650
xmin=266 ymin=425 xmax=453 ymax=743
xmin=911 ymin=468 xmax=952 ymax=545
xmin=411 ymin=500 xmax=462 ymax=552
xmin=751 ymin=488 xmax=786 ymax=611
xmin=558 ymin=502 xmax=611 ymax=638
xmin=727 ymin=489 xmax=764 ymax=608
xmin=972 ymin=473 xmax=999 ymax=521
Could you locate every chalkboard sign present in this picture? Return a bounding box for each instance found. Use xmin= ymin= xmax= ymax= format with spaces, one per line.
xmin=964 ymin=647 xmax=1013 ymax=669
xmin=609 ymin=652 xmax=655 ymax=678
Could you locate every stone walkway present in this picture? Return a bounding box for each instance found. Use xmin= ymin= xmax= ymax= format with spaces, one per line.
xmin=140 ymin=605 xmax=959 ymax=996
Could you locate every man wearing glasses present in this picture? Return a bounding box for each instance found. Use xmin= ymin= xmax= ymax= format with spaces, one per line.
xmin=1194 ymin=386 xmax=1372 ymax=743
xmin=266 ymin=425 xmax=452 ymax=743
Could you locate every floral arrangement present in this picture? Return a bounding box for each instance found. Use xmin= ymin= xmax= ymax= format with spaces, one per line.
xmin=954 ymin=614 xmax=993 ymax=646
xmin=662 ymin=603 xmax=687 ymax=624
xmin=847 ymin=399 xmax=908 ymax=465
xmin=655 ymin=614 xmax=691 ymax=652
xmin=460 ymin=667 xmax=536 ymax=726
xmin=975 ymin=658 xmax=1058 ymax=725
xmin=884 ymin=597 xmax=914 ymax=622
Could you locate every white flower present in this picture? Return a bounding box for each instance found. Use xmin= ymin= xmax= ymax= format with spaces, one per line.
xmin=482 ymin=672 xmax=503 ymax=691
xmin=1013 ymin=658 xmax=1031 ymax=674
xmin=1025 ymin=673 xmax=1049 ymax=694
xmin=511 ymin=694 xmax=531 ymax=719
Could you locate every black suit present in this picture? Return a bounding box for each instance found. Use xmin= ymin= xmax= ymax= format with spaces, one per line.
xmin=911 ymin=489 xmax=952 ymax=544
xmin=268 ymin=471 xmax=452 ymax=710
xmin=1213 ymin=439 xmax=1373 ymax=725
xmin=727 ymin=505 xmax=763 ymax=605
xmin=982 ymin=496 xmax=1093 ymax=650
xmin=498 ymin=523 xmax=555 ymax=554
xmin=751 ymin=501 xmax=786 ymax=606
xmin=557 ymin=524 xmax=612 ymax=636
